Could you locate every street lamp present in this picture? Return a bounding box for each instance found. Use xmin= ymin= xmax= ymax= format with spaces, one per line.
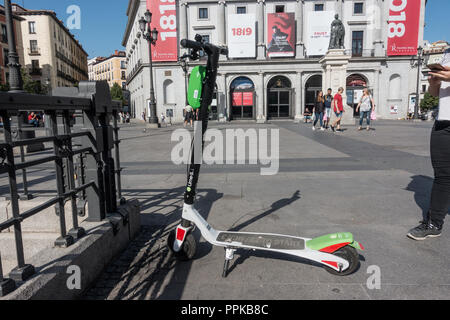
xmin=413 ymin=46 xmax=424 ymax=119
xmin=178 ymin=58 xmax=188 ymax=105
xmin=139 ymin=10 xmax=159 ymax=126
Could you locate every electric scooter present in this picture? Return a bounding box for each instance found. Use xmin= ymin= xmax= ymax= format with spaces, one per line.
xmin=168 ymin=35 xmax=365 ymax=277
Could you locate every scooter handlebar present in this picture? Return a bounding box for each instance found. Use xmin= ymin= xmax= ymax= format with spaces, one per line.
xmin=180 ymin=39 xmax=204 ymax=51
xmin=180 ymin=39 xmax=228 ymax=56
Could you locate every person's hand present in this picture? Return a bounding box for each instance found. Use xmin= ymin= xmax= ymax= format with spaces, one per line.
xmin=429 ymin=66 xmax=450 ymax=82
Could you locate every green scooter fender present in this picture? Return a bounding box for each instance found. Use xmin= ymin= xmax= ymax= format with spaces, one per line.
xmin=187 ymin=65 xmax=207 ymax=110
xmin=306 ymin=232 xmax=365 ymax=253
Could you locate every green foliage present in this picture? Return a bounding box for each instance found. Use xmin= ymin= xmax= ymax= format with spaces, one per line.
xmin=21 ymin=69 xmax=48 ymax=94
xmin=420 ymin=92 xmax=439 ymax=112
xmin=110 ymin=82 xmax=125 ymax=105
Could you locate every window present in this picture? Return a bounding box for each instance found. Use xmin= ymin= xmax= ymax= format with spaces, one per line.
xmin=201 ymin=34 xmax=210 ymax=43
xmin=121 ymin=71 xmax=126 ymax=80
xmin=121 ymin=61 xmax=126 ymax=69
xmin=31 ymin=60 xmax=39 ymax=69
xmin=354 ymin=2 xmax=364 ymax=14
xmin=163 ymin=79 xmax=176 ymax=104
xmin=314 ymin=4 xmax=324 ymax=11
xmin=275 ymin=5 xmax=285 ymax=13
xmin=30 ymin=40 xmax=38 ymax=53
xmin=28 ymin=21 xmax=36 ymax=34
xmin=352 ymin=31 xmax=363 ymax=56
xmin=199 ymin=8 xmax=208 ymax=19
xmin=1 ymin=24 xmax=7 ymax=43
xmin=237 ymin=6 xmax=246 ymax=14
xmin=3 ymin=48 xmax=9 ymax=67
xmin=422 ymin=85 xmax=427 ymax=94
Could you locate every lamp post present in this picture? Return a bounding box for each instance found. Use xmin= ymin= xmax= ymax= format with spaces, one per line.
xmin=413 ymin=46 xmax=424 ymax=120
xmin=179 ymin=58 xmax=188 ymax=105
xmin=4 ymin=0 xmax=23 ymax=93
xmin=139 ymin=10 xmax=159 ymax=127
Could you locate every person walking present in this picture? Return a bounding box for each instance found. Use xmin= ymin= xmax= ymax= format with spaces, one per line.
xmin=184 ymin=104 xmax=194 ymax=127
xmin=356 ymin=89 xmax=375 ymax=131
xmin=312 ymin=91 xmax=325 ymax=131
xmin=407 ymin=49 xmax=450 ymax=240
xmin=324 ymin=88 xmax=333 ymax=130
xmin=330 ymin=87 xmax=345 ymax=132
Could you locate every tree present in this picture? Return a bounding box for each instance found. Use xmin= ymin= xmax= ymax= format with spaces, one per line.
xmin=21 ymin=68 xmax=48 ymax=94
xmin=420 ymin=92 xmax=439 ymax=113
xmin=110 ymin=82 xmax=126 ymax=105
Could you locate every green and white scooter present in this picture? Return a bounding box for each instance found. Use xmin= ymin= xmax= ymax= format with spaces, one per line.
xmin=168 ymin=36 xmax=365 ymax=277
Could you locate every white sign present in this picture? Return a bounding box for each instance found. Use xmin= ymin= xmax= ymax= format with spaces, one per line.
xmin=227 ymin=14 xmax=256 ymax=58
xmin=306 ymin=11 xmax=335 ymax=56
xmin=354 ymin=90 xmax=364 ymax=104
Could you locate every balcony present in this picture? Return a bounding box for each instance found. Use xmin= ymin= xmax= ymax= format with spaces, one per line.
xmin=28 ymin=47 xmax=41 ymax=55
xmin=29 ymin=68 xmax=42 ymax=76
xmin=345 ymin=49 xmax=375 ymax=58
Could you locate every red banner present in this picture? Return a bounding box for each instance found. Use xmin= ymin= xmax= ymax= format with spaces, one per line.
xmin=232 ymin=92 xmax=243 ymax=106
xmin=147 ymin=0 xmax=178 ymax=61
xmin=267 ymin=13 xmax=295 ymax=57
xmin=242 ymin=92 xmax=253 ymax=106
xmin=387 ymin=0 xmax=421 ymax=56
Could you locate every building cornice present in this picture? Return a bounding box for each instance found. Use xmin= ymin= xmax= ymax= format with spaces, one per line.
xmin=122 ymin=0 xmax=141 ymax=47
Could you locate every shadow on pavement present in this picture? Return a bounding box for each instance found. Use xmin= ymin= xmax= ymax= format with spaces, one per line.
xmin=83 ymin=187 xmax=222 ymax=300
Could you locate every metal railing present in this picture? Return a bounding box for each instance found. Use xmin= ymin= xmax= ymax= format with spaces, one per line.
xmin=0 ymin=81 xmax=124 ymax=296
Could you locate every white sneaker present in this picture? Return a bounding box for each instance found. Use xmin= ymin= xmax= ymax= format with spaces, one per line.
xmin=312 ymin=126 xmax=316 ymax=131
xmin=320 ymin=127 xmax=325 ymax=131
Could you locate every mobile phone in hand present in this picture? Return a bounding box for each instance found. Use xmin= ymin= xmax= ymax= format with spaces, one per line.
xmin=427 ymin=63 xmax=445 ymax=71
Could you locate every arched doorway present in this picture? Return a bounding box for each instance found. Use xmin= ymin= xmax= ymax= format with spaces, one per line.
xmin=305 ymin=75 xmax=322 ymax=114
xmin=346 ymin=74 xmax=368 ymax=117
xmin=267 ymin=76 xmax=292 ymax=119
xmin=230 ymin=77 xmax=255 ymax=120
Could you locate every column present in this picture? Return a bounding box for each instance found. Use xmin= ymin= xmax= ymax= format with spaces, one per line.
xmin=218 ymin=0 xmax=226 ymax=45
xmin=295 ymin=0 xmax=305 ymax=59
xmin=179 ymin=1 xmax=188 ymax=55
xmin=257 ymin=0 xmax=266 ymax=60
xmin=373 ymin=0 xmax=384 ymax=56
xmin=256 ymin=72 xmax=266 ymax=123
xmin=294 ymin=72 xmax=303 ymax=122
xmin=217 ymin=73 xmax=228 ymax=122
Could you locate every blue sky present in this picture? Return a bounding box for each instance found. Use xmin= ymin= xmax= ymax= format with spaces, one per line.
xmin=19 ymin=0 xmax=450 ymax=58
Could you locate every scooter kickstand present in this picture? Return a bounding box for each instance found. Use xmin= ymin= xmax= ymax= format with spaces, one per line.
xmin=222 ymin=248 xmax=236 ymax=278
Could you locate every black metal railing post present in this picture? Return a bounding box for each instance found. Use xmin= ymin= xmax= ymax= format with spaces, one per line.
xmin=1 ymin=110 xmax=35 ymax=282
xmin=48 ymin=111 xmax=74 ymax=247
xmin=112 ymin=110 xmax=124 ymax=204
xmin=79 ymin=84 xmax=107 ymax=222
xmin=63 ymin=110 xmax=86 ymax=240
xmin=16 ymin=112 xmax=32 ymax=200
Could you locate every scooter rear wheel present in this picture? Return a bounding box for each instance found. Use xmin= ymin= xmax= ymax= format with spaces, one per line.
xmin=324 ymin=246 xmax=360 ymax=276
xmin=167 ymin=231 xmax=197 ymax=261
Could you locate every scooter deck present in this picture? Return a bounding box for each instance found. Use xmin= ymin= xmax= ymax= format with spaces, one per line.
xmin=216 ymin=232 xmax=305 ymax=250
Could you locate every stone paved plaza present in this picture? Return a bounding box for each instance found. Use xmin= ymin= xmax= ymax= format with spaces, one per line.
xmin=3 ymin=120 xmax=449 ymax=299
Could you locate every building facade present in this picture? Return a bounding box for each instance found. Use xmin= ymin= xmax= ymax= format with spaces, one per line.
xmin=0 ymin=5 xmax=24 ymax=88
xmin=123 ymin=0 xmax=427 ymax=123
xmin=89 ymin=50 xmax=127 ymax=89
xmin=12 ymin=4 xmax=88 ymax=89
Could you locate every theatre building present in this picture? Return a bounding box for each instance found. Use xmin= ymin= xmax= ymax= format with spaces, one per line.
xmin=123 ymin=0 xmax=427 ymax=123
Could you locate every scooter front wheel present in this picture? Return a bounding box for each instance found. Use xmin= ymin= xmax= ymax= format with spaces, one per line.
xmin=167 ymin=230 xmax=197 ymax=261
xmin=324 ymin=246 xmax=360 ymax=276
